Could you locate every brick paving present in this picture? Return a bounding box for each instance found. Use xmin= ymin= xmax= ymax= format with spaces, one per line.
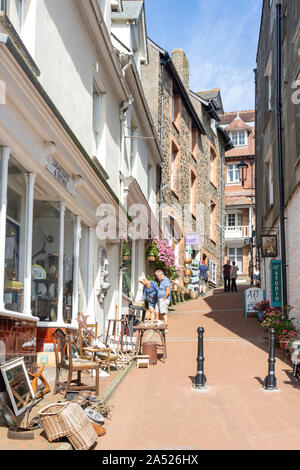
xmin=95 ymin=287 xmax=300 ymax=451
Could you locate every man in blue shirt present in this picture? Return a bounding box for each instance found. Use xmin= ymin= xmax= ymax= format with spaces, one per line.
xmin=198 ymin=261 xmax=210 ymax=297
xmin=155 ymin=270 xmax=171 ymax=329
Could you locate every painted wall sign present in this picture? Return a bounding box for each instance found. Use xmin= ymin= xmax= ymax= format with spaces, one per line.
xmin=244 ymin=287 xmax=266 ymax=318
xmin=270 ymin=259 xmax=282 ymax=307
xmin=46 ymin=156 xmax=74 ymax=194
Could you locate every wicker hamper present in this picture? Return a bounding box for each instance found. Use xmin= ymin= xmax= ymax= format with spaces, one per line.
xmin=39 ymin=402 xmax=97 ymax=450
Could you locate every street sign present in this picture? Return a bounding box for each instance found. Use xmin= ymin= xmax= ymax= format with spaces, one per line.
xmin=244 ymin=287 xmax=266 ymax=319
xmin=270 ymin=260 xmax=282 ymax=307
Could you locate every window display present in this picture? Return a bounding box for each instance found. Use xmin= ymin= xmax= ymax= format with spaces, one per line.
xmin=31 ymin=201 xmax=60 ymax=322
xmin=4 ymin=187 xmax=23 ymax=312
xmin=63 ymin=209 xmax=74 ymax=324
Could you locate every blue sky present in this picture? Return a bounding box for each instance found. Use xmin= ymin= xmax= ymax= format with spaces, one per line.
xmin=145 ymin=0 xmax=263 ymax=112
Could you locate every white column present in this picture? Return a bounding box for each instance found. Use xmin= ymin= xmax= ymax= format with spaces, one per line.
xmin=0 ymin=147 xmax=10 ymax=311
xmin=72 ymin=215 xmax=81 ymax=326
xmin=87 ymin=226 xmax=95 ymax=322
xmin=23 ymin=173 xmax=36 ymax=316
xmin=131 ymin=239 xmax=136 ymax=300
xmin=57 ymin=202 xmax=65 ymax=324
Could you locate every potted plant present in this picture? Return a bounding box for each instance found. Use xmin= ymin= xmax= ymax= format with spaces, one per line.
xmin=255 ymin=300 xmax=270 ymax=322
xmin=145 ymin=239 xmax=179 ymax=281
xmin=278 ymin=329 xmax=300 ymax=351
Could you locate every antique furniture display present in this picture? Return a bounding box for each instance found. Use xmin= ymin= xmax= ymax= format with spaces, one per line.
xmin=52 ymin=328 xmax=100 ymax=398
xmin=0 ymin=357 xmax=35 ymax=416
xmin=134 ymin=324 xmax=167 ymax=362
xmin=78 ymin=322 xmax=118 ymax=373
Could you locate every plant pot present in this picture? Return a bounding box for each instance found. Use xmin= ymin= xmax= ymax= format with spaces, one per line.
xmin=184 ymin=269 xmax=192 ymax=277
xmin=148 ymin=256 xmax=156 ymax=262
xmin=123 ymin=255 xmax=131 ymax=261
xmin=279 ymin=340 xmax=289 ymax=350
xmin=184 ymin=276 xmax=191 ymax=284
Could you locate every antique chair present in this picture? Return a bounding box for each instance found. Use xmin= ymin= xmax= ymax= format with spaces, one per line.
xmin=52 ymin=328 xmax=100 ymax=398
xmin=78 ymin=322 xmax=118 ymax=373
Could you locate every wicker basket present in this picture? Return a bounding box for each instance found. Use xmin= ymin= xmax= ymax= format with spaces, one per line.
xmin=39 ymin=402 xmax=97 ymax=450
xmin=190 ymin=291 xmax=199 ymax=300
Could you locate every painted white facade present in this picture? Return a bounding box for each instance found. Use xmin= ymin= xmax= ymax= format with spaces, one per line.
xmin=0 ymin=0 xmax=161 ymax=348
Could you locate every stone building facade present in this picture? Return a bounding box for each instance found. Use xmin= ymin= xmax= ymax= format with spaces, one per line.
xmin=255 ymin=0 xmax=300 ymax=323
xmin=141 ymin=39 xmax=232 ymax=285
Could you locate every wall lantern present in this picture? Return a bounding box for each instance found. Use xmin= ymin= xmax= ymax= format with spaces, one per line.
xmin=237 ymin=158 xmax=249 ymax=187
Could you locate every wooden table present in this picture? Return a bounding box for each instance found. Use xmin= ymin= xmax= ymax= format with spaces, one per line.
xmin=134 ymin=324 xmax=167 ymax=362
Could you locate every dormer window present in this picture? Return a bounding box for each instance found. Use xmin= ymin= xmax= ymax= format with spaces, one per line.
xmin=230 ymin=130 xmax=247 ymax=147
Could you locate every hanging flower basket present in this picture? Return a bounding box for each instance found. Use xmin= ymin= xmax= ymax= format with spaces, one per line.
xmin=123 ymin=255 xmax=131 ymax=261
xmin=148 ymin=255 xmax=156 ymax=262
xmin=184 ymin=258 xmax=192 ymax=265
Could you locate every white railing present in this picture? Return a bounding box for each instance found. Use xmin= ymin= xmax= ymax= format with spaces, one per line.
xmin=225 ymin=226 xmax=251 ymax=239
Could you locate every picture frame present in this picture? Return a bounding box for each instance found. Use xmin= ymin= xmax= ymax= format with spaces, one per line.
xmin=0 ymin=357 xmax=34 ymax=416
xmin=261 ymin=235 xmax=278 ymax=258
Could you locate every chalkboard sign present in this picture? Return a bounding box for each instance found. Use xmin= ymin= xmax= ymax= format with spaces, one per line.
xmin=244 ymin=288 xmax=266 ymax=319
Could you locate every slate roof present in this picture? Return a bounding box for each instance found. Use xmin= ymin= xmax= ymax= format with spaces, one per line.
xmin=219 ymin=110 xmax=255 ymax=125
xmin=111 ymin=1 xmax=143 ymax=20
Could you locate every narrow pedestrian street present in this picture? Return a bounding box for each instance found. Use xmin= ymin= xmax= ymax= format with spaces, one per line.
xmin=97 ymin=287 xmax=300 ymax=451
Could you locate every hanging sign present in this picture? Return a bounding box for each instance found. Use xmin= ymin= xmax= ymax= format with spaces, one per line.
xmin=46 ymin=156 xmax=74 ymax=194
xmin=244 ymin=287 xmax=266 ymax=319
xmin=270 ymin=260 xmax=282 ymax=307
xmin=185 ymin=233 xmax=200 ymax=246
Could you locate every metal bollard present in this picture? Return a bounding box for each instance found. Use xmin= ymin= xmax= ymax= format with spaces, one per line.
xmin=263 ymin=328 xmax=277 ymax=390
xmin=193 ymin=327 xmax=207 ymax=389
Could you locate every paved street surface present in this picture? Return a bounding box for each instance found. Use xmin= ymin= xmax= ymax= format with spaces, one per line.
xmin=97 ymin=287 xmax=300 ymax=451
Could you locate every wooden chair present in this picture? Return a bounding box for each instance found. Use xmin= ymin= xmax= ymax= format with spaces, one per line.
xmin=78 ymin=322 xmax=118 ymax=373
xmin=52 ymin=328 xmax=100 ymax=398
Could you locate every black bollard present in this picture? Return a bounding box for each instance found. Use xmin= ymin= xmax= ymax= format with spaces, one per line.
xmin=194 ymin=327 xmax=207 ymax=389
xmin=263 ymin=328 xmax=277 ymax=390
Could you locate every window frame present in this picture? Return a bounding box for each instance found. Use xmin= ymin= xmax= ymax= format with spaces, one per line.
xmin=93 ymin=84 xmax=101 ymax=151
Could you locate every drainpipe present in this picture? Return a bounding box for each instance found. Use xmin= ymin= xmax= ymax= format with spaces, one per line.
xmin=220 ymin=152 xmax=224 ymax=281
xmin=276 ymin=3 xmax=288 ymax=310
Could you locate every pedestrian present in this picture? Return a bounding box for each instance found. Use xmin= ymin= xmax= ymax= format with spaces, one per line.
xmin=198 ymin=260 xmax=210 ymax=297
xmin=223 ymin=259 xmax=232 ymax=292
xmin=138 ymin=275 xmax=159 ymax=323
xmin=155 ymin=270 xmax=171 ymax=331
xmin=230 ymin=261 xmax=239 ymax=292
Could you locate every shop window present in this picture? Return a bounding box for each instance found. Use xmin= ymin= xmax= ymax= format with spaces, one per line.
xmin=31 ymin=201 xmax=60 ymax=322
xmin=208 ymin=259 xmax=217 ymax=285
xmin=121 ymin=239 xmax=132 ymax=298
xmin=79 ymin=225 xmax=88 ymax=314
xmin=4 ymin=187 xmax=23 ymax=312
xmin=63 ymin=210 xmax=75 ymax=324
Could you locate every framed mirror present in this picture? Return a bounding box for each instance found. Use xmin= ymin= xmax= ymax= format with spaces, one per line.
xmin=0 ymin=357 xmax=34 ymax=416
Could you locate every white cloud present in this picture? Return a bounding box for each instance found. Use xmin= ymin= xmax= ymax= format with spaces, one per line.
xmin=184 ymin=0 xmax=262 ymax=111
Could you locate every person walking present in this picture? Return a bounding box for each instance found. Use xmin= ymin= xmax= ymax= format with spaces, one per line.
xmin=138 ymin=275 xmax=159 ymax=323
xmin=223 ymin=259 xmax=232 ymax=292
xmin=198 ymin=260 xmax=210 ymax=297
xmin=155 ymin=270 xmax=171 ymax=330
xmin=230 ymin=261 xmax=239 ymax=292
xmin=253 ymin=265 xmax=261 ymax=287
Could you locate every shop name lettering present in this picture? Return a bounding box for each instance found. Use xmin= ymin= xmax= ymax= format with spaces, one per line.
xmin=272 ymin=264 xmax=281 ymax=302
xmin=47 ymin=158 xmax=73 ymax=193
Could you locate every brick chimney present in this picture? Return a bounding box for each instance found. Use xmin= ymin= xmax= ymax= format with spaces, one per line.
xmin=171 ymin=49 xmax=190 ymax=91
